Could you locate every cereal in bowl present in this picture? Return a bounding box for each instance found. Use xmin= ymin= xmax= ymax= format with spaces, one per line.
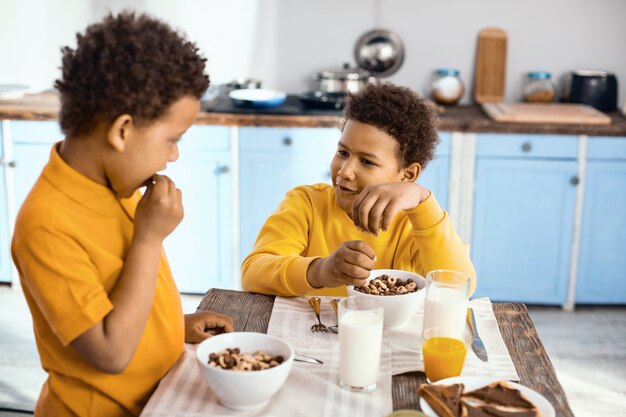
xmin=208 ymin=348 xmax=284 ymax=371
xmin=354 ymin=274 xmax=419 ymax=295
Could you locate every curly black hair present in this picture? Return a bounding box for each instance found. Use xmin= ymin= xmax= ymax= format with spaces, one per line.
xmin=343 ymin=82 xmax=440 ymax=168
xmin=55 ymin=11 xmax=209 ymax=137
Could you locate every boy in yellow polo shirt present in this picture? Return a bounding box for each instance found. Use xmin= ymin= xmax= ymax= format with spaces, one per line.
xmin=242 ymin=83 xmax=475 ymax=297
xmin=11 ymin=12 xmax=233 ymax=417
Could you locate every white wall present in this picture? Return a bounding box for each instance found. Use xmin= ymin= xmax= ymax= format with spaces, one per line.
xmin=0 ymin=0 xmax=92 ymax=92
xmin=1 ymin=0 xmax=624 ymax=106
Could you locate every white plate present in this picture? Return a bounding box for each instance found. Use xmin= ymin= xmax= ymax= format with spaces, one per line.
xmin=419 ymin=376 xmax=555 ymax=417
xmin=0 ymin=84 xmax=29 ymax=100
xmin=229 ymin=88 xmax=287 ymax=108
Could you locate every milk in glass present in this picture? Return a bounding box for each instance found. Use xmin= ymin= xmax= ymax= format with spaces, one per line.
xmin=422 ymin=286 xmax=469 ymax=339
xmin=421 ymin=270 xmax=471 ymax=340
xmin=338 ymin=297 xmax=384 ymax=392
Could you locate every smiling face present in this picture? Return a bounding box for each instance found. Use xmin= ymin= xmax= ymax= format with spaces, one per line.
xmin=330 ymin=119 xmax=408 ymax=215
xmin=105 ymin=95 xmax=200 ymax=197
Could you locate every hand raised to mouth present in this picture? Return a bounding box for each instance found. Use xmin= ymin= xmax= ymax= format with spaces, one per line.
xmin=134 ymin=174 xmax=184 ymax=242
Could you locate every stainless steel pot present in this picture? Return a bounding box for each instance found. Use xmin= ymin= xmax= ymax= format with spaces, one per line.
xmin=354 ymin=29 xmax=405 ymax=78
xmin=313 ymin=63 xmax=377 ymax=94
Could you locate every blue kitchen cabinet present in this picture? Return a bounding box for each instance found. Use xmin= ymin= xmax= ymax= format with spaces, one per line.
xmin=4 ymin=121 xmax=63 ymax=283
xmin=11 ymin=121 xmax=63 ymax=214
xmin=163 ymin=125 xmax=233 ymax=293
xmin=471 ymin=134 xmax=578 ymax=304
xmin=576 ymin=137 xmax=626 ymax=303
xmin=418 ymin=132 xmax=451 ymax=210
xmin=0 ymin=124 xmax=12 ymax=282
xmin=239 ymin=127 xmax=340 ymax=261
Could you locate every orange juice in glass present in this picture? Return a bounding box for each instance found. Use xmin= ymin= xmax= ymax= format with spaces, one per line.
xmin=422 ymin=326 xmax=471 ymax=382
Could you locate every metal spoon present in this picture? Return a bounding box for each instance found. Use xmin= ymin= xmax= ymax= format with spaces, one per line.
xmin=294 ymin=354 xmax=323 ymax=365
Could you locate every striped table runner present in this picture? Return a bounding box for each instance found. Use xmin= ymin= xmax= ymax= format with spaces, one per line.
xmin=141 ymin=296 xmax=516 ymax=417
xmin=142 ymin=328 xmax=392 ymax=416
xmin=269 ymin=296 xmax=518 ymax=380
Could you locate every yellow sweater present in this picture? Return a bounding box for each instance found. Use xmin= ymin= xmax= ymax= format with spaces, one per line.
xmin=241 ymin=183 xmax=476 ymax=297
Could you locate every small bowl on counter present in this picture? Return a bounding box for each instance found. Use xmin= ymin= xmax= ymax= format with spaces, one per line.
xmin=228 ymin=88 xmax=287 ymax=108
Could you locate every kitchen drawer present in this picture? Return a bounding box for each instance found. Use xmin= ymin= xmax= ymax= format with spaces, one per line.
xmin=476 ymin=134 xmax=578 ymax=159
xmin=239 ymin=127 xmax=340 ymax=152
xmin=587 ymin=136 xmax=626 ymax=160
xmin=11 ymin=121 xmax=63 ymax=144
xmin=181 ymin=125 xmax=230 ymax=151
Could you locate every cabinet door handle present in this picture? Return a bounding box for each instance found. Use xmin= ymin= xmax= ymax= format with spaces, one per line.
xmin=216 ymin=165 xmax=230 ymax=174
xmin=521 ymin=142 xmax=532 ymax=152
xmin=283 ymin=137 xmax=293 ymax=146
xmin=570 ymin=176 xmax=580 ymax=186
xmin=0 ymin=158 xmax=16 ymax=168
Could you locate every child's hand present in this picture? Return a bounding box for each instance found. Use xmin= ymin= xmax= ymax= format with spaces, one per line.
xmin=184 ymin=311 xmax=235 ymax=343
xmin=134 ymin=174 xmax=184 ymax=243
xmin=351 ymin=182 xmax=430 ymax=235
xmin=307 ymin=240 xmax=376 ymax=288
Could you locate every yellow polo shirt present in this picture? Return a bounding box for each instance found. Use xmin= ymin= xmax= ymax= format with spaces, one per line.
xmin=11 ymin=144 xmax=184 ymax=417
xmin=242 ymin=183 xmax=476 ymax=297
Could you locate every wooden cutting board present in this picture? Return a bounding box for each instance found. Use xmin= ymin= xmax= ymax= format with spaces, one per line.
xmin=474 ymin=28 xmax=507 ymax=103
xmin=482 ymin=102 xmax=612 ymax=125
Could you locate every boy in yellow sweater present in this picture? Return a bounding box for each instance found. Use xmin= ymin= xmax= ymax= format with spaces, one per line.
xmin=11 ymin=12 xmax=233 ymax=417
xmin=242 ymin=82 xmax=475 ymax=297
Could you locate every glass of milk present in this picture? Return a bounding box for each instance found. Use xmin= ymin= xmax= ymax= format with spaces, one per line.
xmin=338 ymin=296 xmax=384 ymax=392
xmin=421 ymin=270 xmax=471 ymax=340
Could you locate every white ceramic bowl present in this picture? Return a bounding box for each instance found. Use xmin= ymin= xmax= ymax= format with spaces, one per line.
xmin=196 ymin=332 xmax=294 ymax=410
xmin=228 ymin=88 xmax=287 ymax=108
xmin=347 ymin=269 xmax=427 ymax=329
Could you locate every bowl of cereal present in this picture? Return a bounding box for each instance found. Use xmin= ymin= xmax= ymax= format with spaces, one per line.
xmin=196 ymin=332 xmax=294 ymax=410
xmin=347 ymin=269 xmax=427 ymax=329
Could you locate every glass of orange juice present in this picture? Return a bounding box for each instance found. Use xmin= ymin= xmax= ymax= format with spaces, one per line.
xmin=422 ymin=326 xmax=471 ymax=382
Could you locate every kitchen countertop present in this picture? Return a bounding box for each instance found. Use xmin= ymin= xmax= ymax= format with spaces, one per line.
xmin=436 ymin=104 xmax=626 ymax=136
xmin=197 ymin=94 xmax=343 ymax=128
xmin=1 ymin=92 xmax=626 ymax=136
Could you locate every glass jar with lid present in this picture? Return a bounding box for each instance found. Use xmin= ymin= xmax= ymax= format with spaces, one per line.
xmin=431 ymin=68 xmax=464 ymax=105
xmin=522 ymin=71 xmax=556 ymax=103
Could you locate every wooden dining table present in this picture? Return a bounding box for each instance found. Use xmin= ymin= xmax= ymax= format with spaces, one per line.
xmin=196 ymin=288 xmax=575 ymax=417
